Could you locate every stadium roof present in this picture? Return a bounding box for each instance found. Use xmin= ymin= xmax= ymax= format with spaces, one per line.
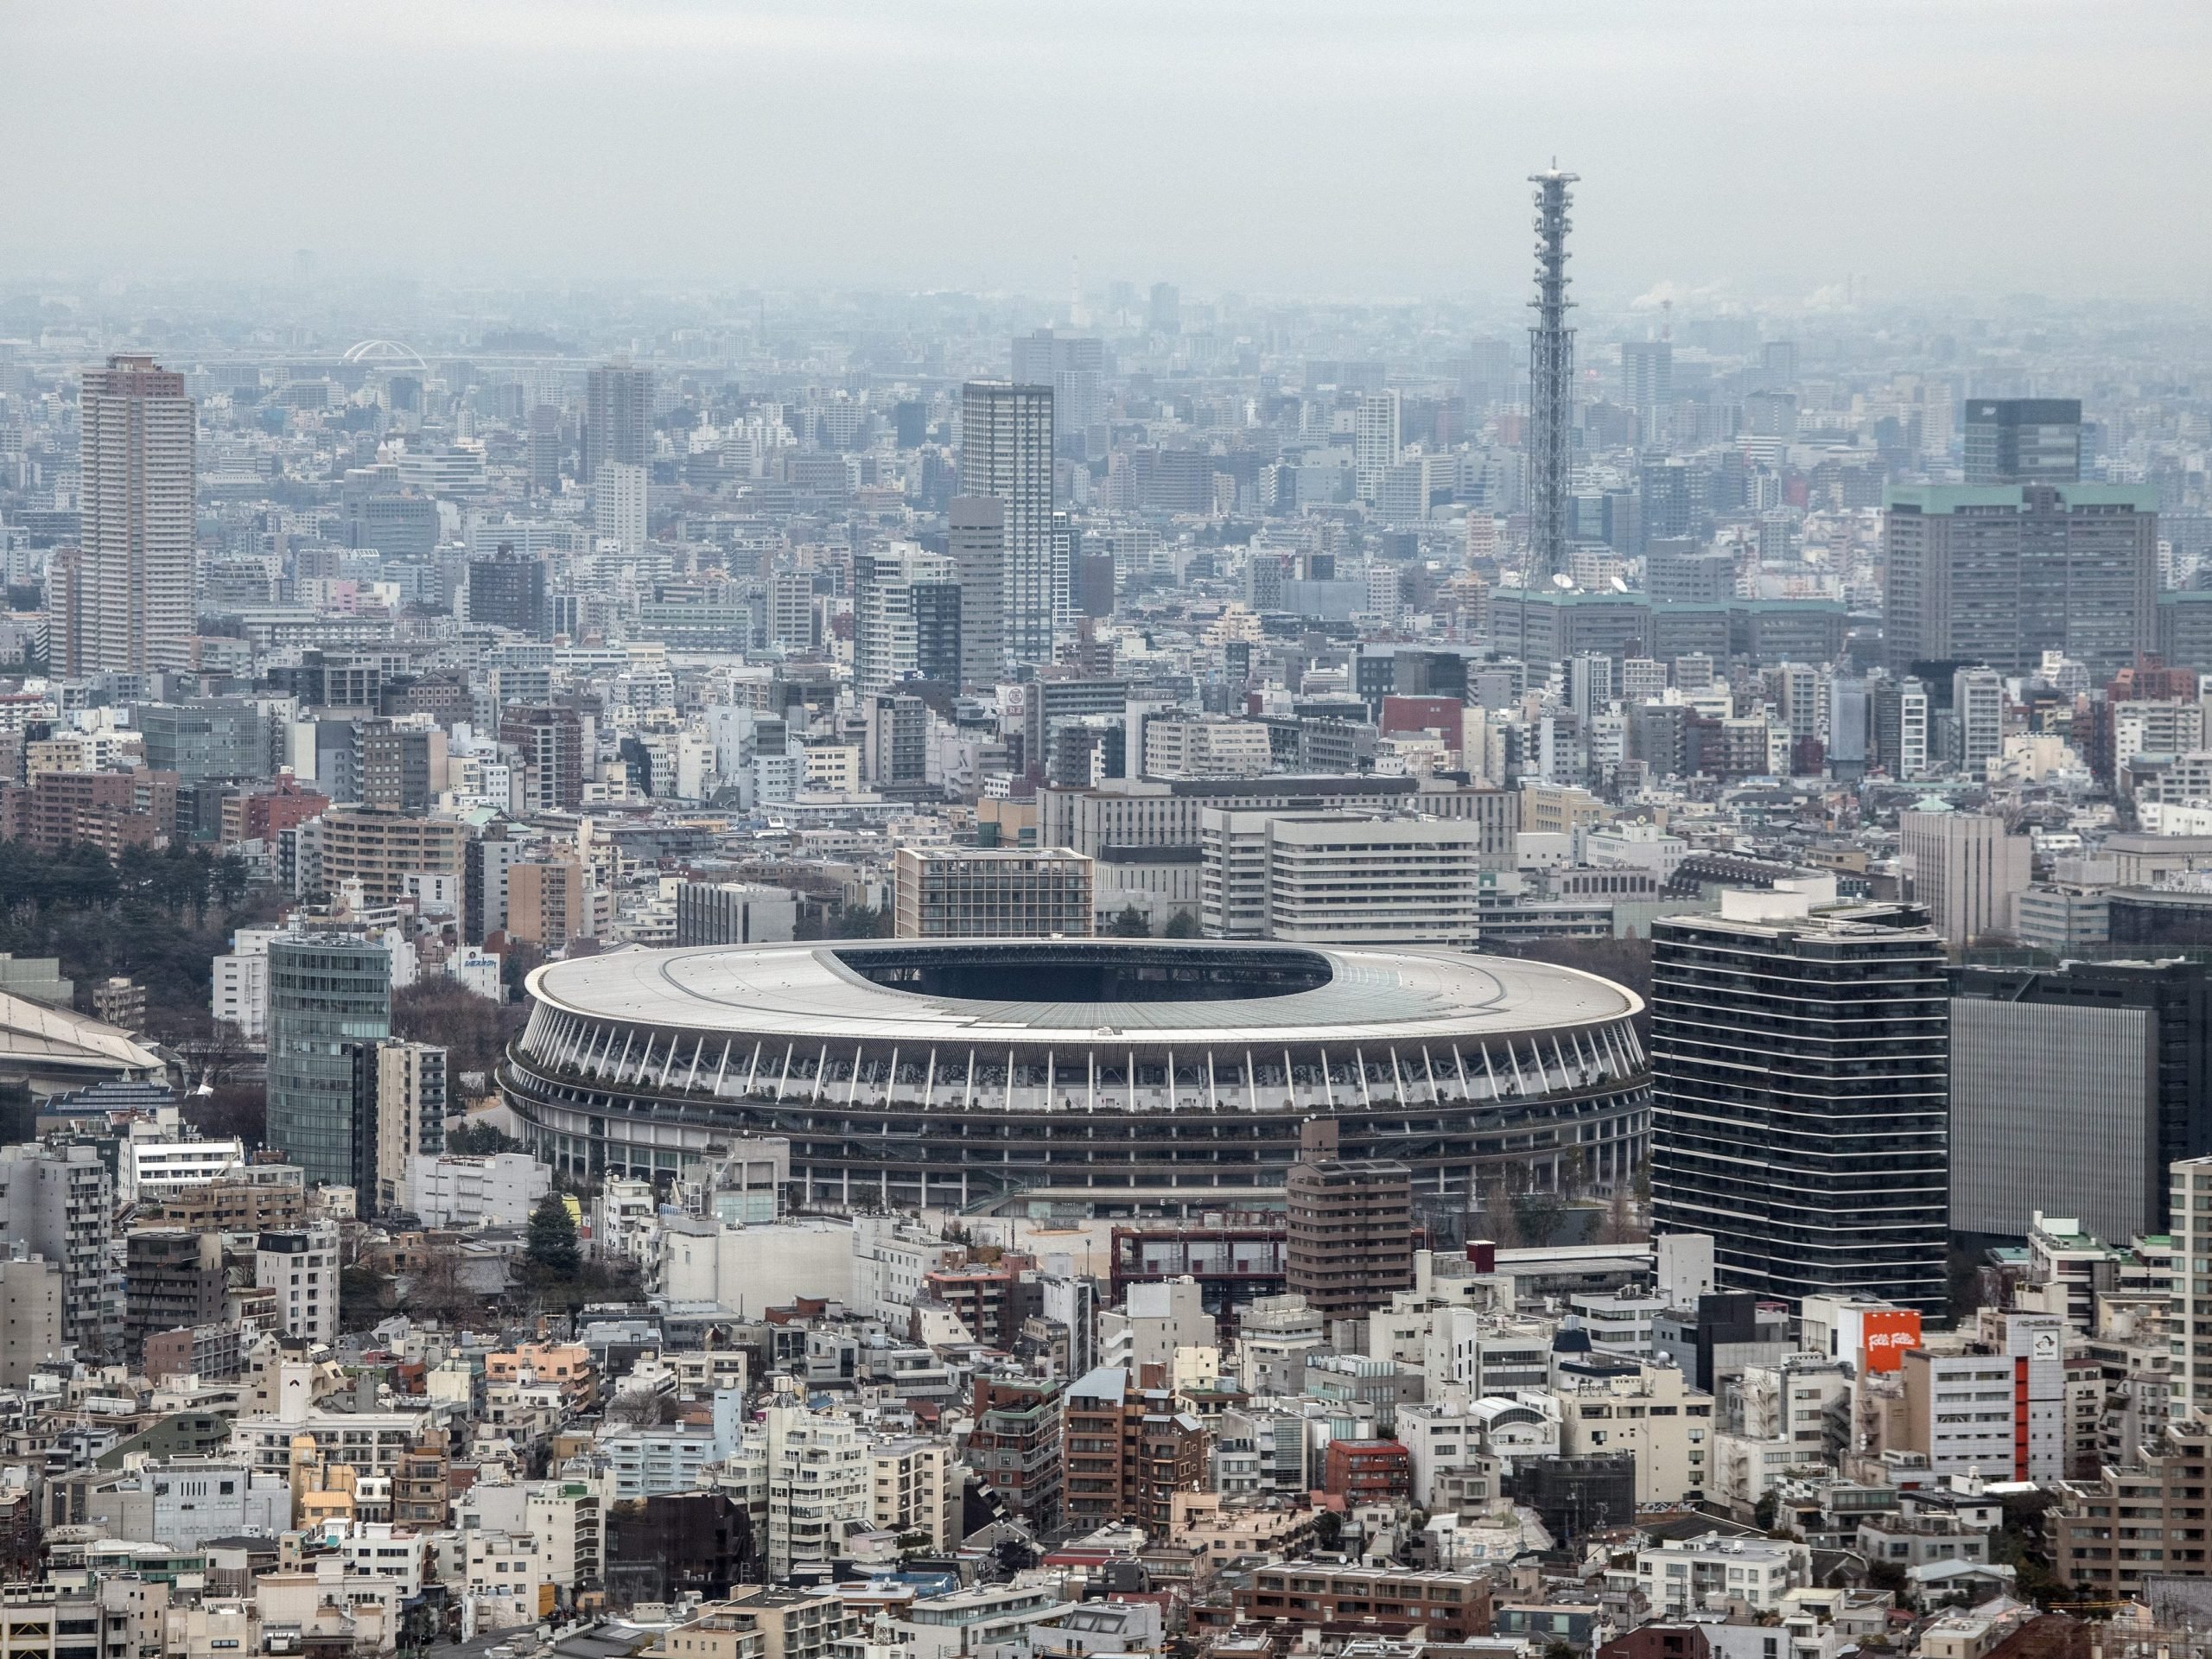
xmin=527 ymin=939 xmax=1638 ymax=1047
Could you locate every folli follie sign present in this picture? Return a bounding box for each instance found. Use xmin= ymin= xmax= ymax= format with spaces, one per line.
xmin=1860 ymin=1308 xmax=1923 ymax=1373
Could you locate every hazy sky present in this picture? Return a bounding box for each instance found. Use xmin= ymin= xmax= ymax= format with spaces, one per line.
xmin=6 ymin=0 xmax=2209 ymax=305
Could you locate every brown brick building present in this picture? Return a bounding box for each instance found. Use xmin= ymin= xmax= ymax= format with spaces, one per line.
xmin=1285 ymin=1120 xmax=1414 ymax=1319
xmin=1235 ymin=1563 xmax=1492 ymax=1639
xmin=969 ymin=1374 xmax=1064 ymax=1529
xmin=1322 ymin=1437 xmax=1414 ymax=1503
xmin=0 ymin=768 xmax=180 ymax=855
xmin=1064 ymin=1365 xmax=1209 ymax=1535
xmin=221 ymin=779 xmax=330 ymax=848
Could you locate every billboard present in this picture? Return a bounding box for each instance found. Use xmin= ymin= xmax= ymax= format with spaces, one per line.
xmin=1860 ymin=1308 xmax=1923 ymax=1373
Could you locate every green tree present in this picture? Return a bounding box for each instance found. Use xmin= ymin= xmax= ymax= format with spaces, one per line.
xmin=446 ymin=1122 xmax=522 ymax=1156
xmin=1107 ymin=906 xmax=1149 ymax=938
xmin=526 ymin=1192 xmax=581 ymax=1277
xmin=1162 ymin=911 xmax=1199 ymax=938
xmin=1512 ymin=1186 xmax=1569 ymax=1248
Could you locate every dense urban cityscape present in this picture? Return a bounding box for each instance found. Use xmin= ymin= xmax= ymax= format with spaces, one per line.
xmin=5 ymin=11 xmax=2212 ymax=1659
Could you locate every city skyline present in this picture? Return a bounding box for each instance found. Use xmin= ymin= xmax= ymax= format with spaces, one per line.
xmin=3 ymin=3 xmax=2210 ymax=302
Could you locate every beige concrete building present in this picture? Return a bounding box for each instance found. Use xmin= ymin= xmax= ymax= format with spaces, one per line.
xmin=1901 ymin=810 xmax=2031 ymax=948
xmin=507 ymin=856 xmax=592 ymax=950
xmin=318 ymin=810 xmax=468 ymax=906
xmin=0 ymin=1252 xmax=62 ymax=1386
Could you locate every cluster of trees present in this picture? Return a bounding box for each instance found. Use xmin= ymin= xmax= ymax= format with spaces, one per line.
xmin=1104 ymin=906 xmax=1199 ymax=938
xmin=0 ymin=839 xmax=270 ymax=1043
xmin=391 ymin=978 xmax=527 ymax=1081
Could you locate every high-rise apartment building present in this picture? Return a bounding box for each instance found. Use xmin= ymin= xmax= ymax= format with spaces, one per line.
xmin=124 ymin=1230 xmax=225 ymax=1363
xmin=1964 ymin=397 xmax=2082 ymax=486
xmin=1621 ymin=339 xmax=1674 ymax=435
xmin=582 ymin=362 xmax=650 ymax=484
xmin=947 ymin=495 xmax=1006 ymax=685
xmin=501 ymin=706 xmax=586 ymax=812
xmin=594 ymin=460 xmax=649 ymax=556
xmin=508 ymin=855 xmax=593 ymax=950
xmin=1284 ymin=1121 xmax=1414 ymax=1319
xmin=852 ymin=546 xmax=957 ymax=696
xmin=969 ymin=1374 xmax=1065 ymax=1529
xmin=1883 ymin=483 xmax=2158 ymax=677
xmin=265 ymin=936 xmax=392 ymax=1189
xmin=468 ymin=544 xmax=548 ymax=635
xmin=527 ymin=403 xmax=563 ymax=491
xmin=43 ymin=547 xmax=86 ymax=678
xmin=255 ymin=1223 xmax=340 ymax=1345
xmin=316 ymin=809 xmax=467 ymax=905
xmin=766 ymin=574 xmax=816 ymax=652
xmin=1872 ymin=677 xmax=1931 ymax=779
xmin=1354 ymin=391 xmax=1402 ymax=503
xmin=0 ymin=1142 xmax=119 ymax=1360
xmin=464 ymin=826 xmax=524 ymax=944
xmin=76 ymin=353 xmax=195 ymax=673
xmin=1649 ymin=888 xmax=1949 ymax=1317
xmin=1950 ymin=666 xmax=2005 ymax=777
xmin=961 ymin=382 xmax=1056 ymax=664
xmin=2167 ymin=1159 xmax=2212 ymax=1421
xmin=1010 ymin=330 xmax=1106 ymax=448
xmin=351 ymin=1038 xmax=448 ymax=1216
xmin=1062 ymin=1366 xmax=1210 ymax=1534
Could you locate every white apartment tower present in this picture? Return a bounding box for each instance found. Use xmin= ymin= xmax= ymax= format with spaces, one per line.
xmin=852 ymin=546 xmax=954 ymax=697
xmin=1354 ymin=391 xmax=1402 ymax=502
xmin=2172 ymin=1157 xmax=2212 ymax=1420
xmin=1952 ymin=666 xmax=2005 ymax=778
xmin=76 ymin=354 xmax=195 ymax=673
xmin=960 ymin=382 xmax=1056 ymax=664
xmin=594 ymin=460 xmax=649 ymax=556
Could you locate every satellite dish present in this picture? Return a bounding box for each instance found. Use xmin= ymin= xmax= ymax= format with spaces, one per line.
xmin=1611 ymin=575 xmax=1629 ymax=593
xmin=1551 ymin=572 xmax=1574 ymax=590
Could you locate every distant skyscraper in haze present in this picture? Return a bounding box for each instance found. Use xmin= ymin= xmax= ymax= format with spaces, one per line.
xmin=1353 ymin=391 xmax=1402 ymax=503
xmin=961 ymin=382 xmax=1056 ymax=664
xmin=582 ymin=362 xmax=650 ymax=484
xmin=594 ymin=461 xmax=649 ymax=556
xmin=527 ymin=404 xmax=562 ymax=492
xmin=1526 ymin=169 xmax=1579 ymax=578
xmin=77 ymin=353 xmax=194 ymax=673
xmin=1011 ymin=330 xmax=1106 ymax=451
xmin=948 ymin=495 xmax=1007 ymax=685
xmin=1964 ymin=397 xmax=2082 ymax=485
xmin=1147 ymin=283 xmax=1180 ymax=334
xmin=1621 ymin=339 xmax=1673 ymax=437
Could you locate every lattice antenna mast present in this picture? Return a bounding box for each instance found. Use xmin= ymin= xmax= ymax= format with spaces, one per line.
xmin=1525 ymin=168 xmax=1580 ymax=582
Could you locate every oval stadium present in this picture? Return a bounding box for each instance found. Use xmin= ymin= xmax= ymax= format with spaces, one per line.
xmin=501 ymin=939 xmax=1649 ymax=1214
